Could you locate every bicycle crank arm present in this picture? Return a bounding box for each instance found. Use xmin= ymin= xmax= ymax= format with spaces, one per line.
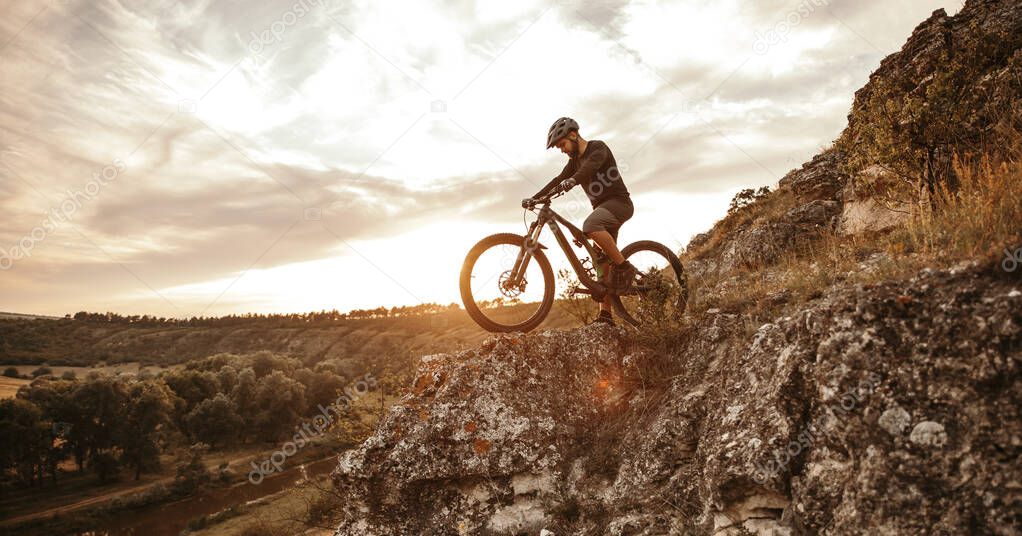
xmin=580 ymin=282 xmax=609 ymax=302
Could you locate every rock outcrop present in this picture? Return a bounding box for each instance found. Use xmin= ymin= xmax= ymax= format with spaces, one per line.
xmin=844 ymin=1 xmax=1022 ymax=142
xmin=331 ymin=266 xmax=1021 ymax=534
xmin=687 ymin=0 xmax=1022 ymax=276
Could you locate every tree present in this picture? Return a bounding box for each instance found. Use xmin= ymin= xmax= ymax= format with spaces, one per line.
xmin=31 ymin=366 xmax=52 ymax=378
xmin=250 ymin=351 xmax=299 ymax=378
xmin=295 ymin=367 xmax=346 ymax=415
xmin=216 ymin=365 xmax=239 ymax=393
xmin=2 ymin=367 xmax=19 ymax=378
xmin=231 ymin=367 xmax=259 ymax=434
xmin=19 ymin=378 xmax=84 ymax=474
xmin=0 ymin=399 xmax=48 ymax=487
xmin=163 ymin=369 xmax=220 ymax=411
xmin=173 ymin=442 xmax=211 ymax=494
xmin=91 ymin=451 xmax=121 ymax=483
xmin=253 ymin=371 xmax=306 ymax=442
xmin=186 ymin=393 xmax=243 ymax=449
xmin=162 ymin=369 xmax=220 ymax=435
xmin=727 ymin=186 xmax=771 ymax=215
xmin=70 ymin=377 xmax=128 ymax=472
xmin=119 ymin=381 xmax=176 ymax=480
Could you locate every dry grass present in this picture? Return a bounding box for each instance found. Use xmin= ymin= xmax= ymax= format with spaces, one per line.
xmin=683 ymin=135 xmax=1022 ymax=326
xmin=685 ymin=187 xmax=798 ymax=262
xmin=186 ymin=475 xmax=339 ymax=536
xmin=894 ymin=150 xmax=1022 ymax=265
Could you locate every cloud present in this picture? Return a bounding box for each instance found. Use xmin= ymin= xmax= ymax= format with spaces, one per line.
xmin=0 ymin=0 xmax=960 ymax=315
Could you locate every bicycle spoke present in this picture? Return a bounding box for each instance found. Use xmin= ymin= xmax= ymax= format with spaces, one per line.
xmin=612 ymin=243 xmax=686 ymax=327
xmin=461 ymin=236 xmax=553 ymax=331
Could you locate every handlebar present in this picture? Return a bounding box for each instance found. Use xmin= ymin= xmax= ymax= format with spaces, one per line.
xmin=524 ymin=178 xmax=577 ymax=209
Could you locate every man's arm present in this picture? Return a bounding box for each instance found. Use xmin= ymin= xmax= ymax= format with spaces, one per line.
xmin=531 ymin=161 xmax=574 ymax=199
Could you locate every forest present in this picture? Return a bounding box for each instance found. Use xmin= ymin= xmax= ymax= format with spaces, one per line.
xmin=0 ymin=350 xmax=408 ymax=492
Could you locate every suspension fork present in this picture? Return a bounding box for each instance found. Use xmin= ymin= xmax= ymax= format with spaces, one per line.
xmin=508 ymin=219 xmax=543 ymax=285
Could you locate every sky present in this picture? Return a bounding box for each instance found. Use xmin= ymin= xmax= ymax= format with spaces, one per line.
xmin=0 ymin=0 xmax=965 ymax=318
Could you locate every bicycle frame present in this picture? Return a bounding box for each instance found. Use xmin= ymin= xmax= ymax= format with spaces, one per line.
xmin=506 ymin=202 xmax=609 ymax=299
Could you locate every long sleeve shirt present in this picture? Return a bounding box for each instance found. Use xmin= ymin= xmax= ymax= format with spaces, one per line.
xmin=532 ymin=140 xmax=630 ymax=208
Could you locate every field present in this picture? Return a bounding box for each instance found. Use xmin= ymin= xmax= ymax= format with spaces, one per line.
xmin=0 ymin=375 xmax=30 ymax=398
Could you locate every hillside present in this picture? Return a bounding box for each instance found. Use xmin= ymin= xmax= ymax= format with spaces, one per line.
xmin=327 ymin=1 xmax=1022 ymax=534
xmin=0 ymin=307 xmax=580 ymax=368
xmin=0 ymin=312 xmax=61 ymax=321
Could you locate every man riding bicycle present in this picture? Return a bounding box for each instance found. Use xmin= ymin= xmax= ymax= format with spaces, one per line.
xmin=523 ymin=117 xmax=638 ymax=325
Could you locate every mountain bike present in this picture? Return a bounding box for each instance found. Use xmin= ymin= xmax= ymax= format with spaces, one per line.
xmin=459 ymin=178 xmax=687 ymax=332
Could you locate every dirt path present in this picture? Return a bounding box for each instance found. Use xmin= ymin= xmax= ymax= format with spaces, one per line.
xmin=1 ymin=480 xmax=162 ymax=526
xmin=0 ymin=451 xmax=263 ymax=527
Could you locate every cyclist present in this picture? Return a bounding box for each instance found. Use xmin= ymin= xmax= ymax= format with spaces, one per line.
xmin=523 ymin=117 xmax=637 ymax=325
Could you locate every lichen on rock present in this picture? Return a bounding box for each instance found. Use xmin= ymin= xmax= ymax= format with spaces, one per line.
xmin=332 ymin=266 xmax=1021 ymax=535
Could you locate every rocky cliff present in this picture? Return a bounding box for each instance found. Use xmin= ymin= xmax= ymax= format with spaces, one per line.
xmin=687 ymin=0 xmax=1021 ymax=279
xmin=331 ymin=266 xmax=1020 ymax=535
xmin=329 ymin=1 xmax=1022 ymax=534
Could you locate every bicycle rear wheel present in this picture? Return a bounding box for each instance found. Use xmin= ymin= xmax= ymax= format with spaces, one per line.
xmin=611 ymin=240 xmax=687 ymax=327
xmin=460 ymin=233 xmax=555 ymax=332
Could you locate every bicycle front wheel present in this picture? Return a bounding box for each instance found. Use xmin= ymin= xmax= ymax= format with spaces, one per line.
xmin=611 ymin=240 xmax=688 ymax=327
xmin=460 ymin=233 xmax=555 ymax=333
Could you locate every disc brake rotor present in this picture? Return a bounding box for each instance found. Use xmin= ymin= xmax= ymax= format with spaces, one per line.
xmin=498 ymin=270 xmax=526 ymax=298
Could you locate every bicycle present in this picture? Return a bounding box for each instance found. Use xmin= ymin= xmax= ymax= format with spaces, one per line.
xmin=459 ymin=178 xmax=688 ymax=332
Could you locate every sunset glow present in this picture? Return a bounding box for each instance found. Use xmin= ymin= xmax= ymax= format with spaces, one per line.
xmin=0 ymin=0 xmax=964 ymax=317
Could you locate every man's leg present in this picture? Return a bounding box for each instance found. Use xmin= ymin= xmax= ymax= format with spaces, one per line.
xmin=584 ymin=202 xmax=634 ymax=319
xmin=587 ymin=230 xmax=622 ymax=314
xmin=588 ymin=230 xmax=625 ymax=264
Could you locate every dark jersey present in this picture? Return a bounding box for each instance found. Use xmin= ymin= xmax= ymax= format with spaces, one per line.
xmin=533 ymin=140 xmax=630 ymax=208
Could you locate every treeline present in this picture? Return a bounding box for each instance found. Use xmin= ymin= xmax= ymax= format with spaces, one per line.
xmin=0 ymin=351 xmax=403 ymax=491
xmin=67 ymin=302 xmax=462 ymax=327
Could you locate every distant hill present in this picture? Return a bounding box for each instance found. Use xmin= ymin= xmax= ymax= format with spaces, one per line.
xmin=0 ymin=305 xmax=581 ymax=367
xmin=0 ymin=312 xmax=61 ymax=321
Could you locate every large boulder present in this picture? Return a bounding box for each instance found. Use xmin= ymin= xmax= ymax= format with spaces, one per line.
xmin=331 ymin=326 xmax=654 ymax=535
xmin=777 ymin=150 xmax=847 ymax=204
xmin=331 ymin=265 xmax=1022 ymax=535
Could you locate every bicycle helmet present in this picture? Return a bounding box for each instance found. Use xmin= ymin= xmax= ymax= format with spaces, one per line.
xmin=546 ymin=117 xmax=579 ymax=149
